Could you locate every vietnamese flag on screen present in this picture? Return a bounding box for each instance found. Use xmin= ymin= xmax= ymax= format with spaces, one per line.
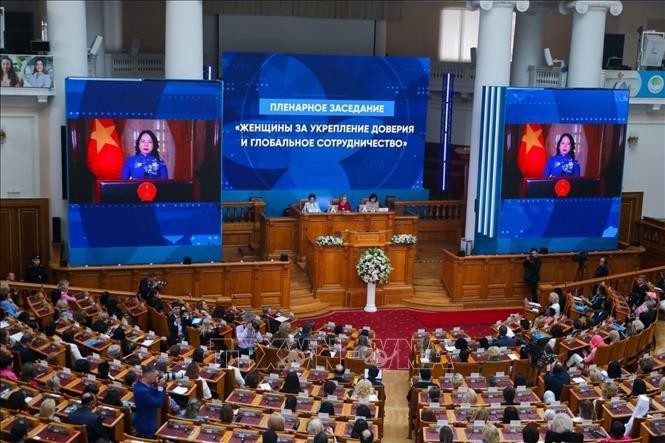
xmin=87 ymin=118 xmax=124 ymax=180
xmin=517 ymin=123 xmax=547 ymax=178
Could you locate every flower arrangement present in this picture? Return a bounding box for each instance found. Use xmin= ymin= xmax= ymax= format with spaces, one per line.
xmin=356 ymin=247 xmax=393 ymax=284
xmin=315 ymin=235 xmax=344 ymax=247
xmin=391 ymin=234 xmax=417 ymax=245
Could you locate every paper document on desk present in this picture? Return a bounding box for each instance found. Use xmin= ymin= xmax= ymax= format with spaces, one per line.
xmin=172 ymin=386 xmax=189 ymax=395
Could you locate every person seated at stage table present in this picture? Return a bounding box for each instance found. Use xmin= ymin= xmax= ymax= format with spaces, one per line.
xmin=121 ymin=130 xmax=168 ymax=180
xmin=302 ymin=194 xmax=321 ymax=213
xmin=544 ymin=133 xmax=580 ymax=178
xmin=337 ymin=194 xmax=352 ymax=212
xmin=365 ymin=193 xmax=380 ymax=212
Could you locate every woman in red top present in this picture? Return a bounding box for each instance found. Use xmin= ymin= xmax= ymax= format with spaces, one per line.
xmin=338 ymin=194 xmax=352 ymax=212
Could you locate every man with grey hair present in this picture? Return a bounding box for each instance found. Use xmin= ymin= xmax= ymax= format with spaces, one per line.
xmin=107 ymin=344 xmax=122 ymax=360
xmin=545 ymin=413 xmax=583 ymax=442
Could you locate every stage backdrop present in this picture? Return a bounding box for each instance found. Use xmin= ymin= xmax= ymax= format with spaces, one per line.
xmin=474 ymin=87 xmax=629 ymax=254
xmin=65 ymin=78 xmax=222 ymax=266
xmin=221 ymin=52 xmax=430 ymax=214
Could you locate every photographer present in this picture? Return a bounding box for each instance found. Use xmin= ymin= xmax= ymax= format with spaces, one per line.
xmin=138 ymin=272 xmax=157 ymax=301
xmin=523 ymin=248 xmax=541 ymax=303
xmin=236 ymin=311 xmax=263 ymax=356
xmin=134 ymin=365 xmax=166 ymax=438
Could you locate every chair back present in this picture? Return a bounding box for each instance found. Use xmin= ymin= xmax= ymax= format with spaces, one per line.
xmin=510 ymin=359 xmax=531 ymax=383
xmin=479 ymin=360 xmax=511 ymax=377
xmin=186 ymin=326 xmax=201 ymax=349
xmin=592 ymin=341 xmax=614 ymax=367
xmin=452 ymin=361 xmax=481 ymax=377
xmin=612 ymin=338 xmax=627 ymax=363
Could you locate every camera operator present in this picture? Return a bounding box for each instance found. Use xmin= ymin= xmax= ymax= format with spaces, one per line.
xmin=138 ymin=272 xmax=157 ymax=301
xmin=236 ymin=311 xmax=263 ymax=357
xmin=167 ymin=302 xmax=191 ymax=346
xmin=523 ymin=248 xmax=542 ymax=303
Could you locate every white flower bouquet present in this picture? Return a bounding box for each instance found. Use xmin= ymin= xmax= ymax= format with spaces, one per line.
xmin=391 ymin=234 xmax=417 ymax=245
xmin=356 ymin=247 xmax=393 ymax=284
xmin=315 ymin=235 xmax=344 ymax=247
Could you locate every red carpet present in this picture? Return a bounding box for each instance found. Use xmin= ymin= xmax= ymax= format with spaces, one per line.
xmin=300 ymin=307 xmax=520 ymax=370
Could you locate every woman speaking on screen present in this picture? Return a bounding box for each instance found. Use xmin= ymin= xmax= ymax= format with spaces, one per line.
xmin=544 ymin=133 xmax=580 ymax=178
xmin=121 ymin=130 xmax=168 ymax=180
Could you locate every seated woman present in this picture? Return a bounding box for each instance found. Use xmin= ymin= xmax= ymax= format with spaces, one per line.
xmin=366 ymin=193 xmax=380 ymax=212
xmin=337 ymin=194 xmax=352 ymax=212
xmin=567 ymin=334 xmax=606 ymax=368
xmin=350 ymin=379 xmax=376 ymax=401
xmin=302 ymin=194 xmax=321 ymax=213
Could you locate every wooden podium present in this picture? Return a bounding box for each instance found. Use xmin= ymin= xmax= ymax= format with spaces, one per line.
xmin=306 ymin=230 xmax=415 ymax=308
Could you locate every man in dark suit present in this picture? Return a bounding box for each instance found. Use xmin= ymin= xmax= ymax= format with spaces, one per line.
xmin=366 ymin=365 xmax=383 ymax=386
xmin=406 ymin=368 xmax=438 ymax=401
xmin=67 ymin=393 xmax=109 ymax=442
xmin=25 ymin=255 xmax=48 ymax=284
xmin=493 ymin=325 xmax=517 ymax=347
xmin=167 ymin=303 xmax=190 ymax=346
xmin=543 ymin=361 xmax=571 ymax=400
xmin=523 ymin=249 xmax=542 ymax=303
xmin=11 ymin=332 xmax=35 ymax=364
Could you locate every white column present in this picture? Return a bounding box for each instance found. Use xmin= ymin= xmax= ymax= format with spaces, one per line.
xmin=46 ymin=0 xmax=89 ymax=241
xmin=102 ymin=0 xmax=123 ymax=52
xmin=165 ymin=0 xmax=203 ymax=79
xmin=464 ymin=0 xmax=529 ymax=244
xmin=510 ymin=9 xmax=544 ymax=86
xmin=562 ymin=1 xmax=623 ymax=88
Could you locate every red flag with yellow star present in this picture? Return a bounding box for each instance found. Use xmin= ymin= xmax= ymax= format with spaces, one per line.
xmin=87 ymin=119 xmax=124 ymax=180
xmin=517 ymin=123 xmax=547 ymax=178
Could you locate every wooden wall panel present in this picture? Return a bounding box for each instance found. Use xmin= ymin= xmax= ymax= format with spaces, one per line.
xmin=0 ymin=199 xmax=49 ymax=280
xmin=52 ymin=261 xmax=290 ymax=309
xmin=619 ymin=192 xmax=643 ymax=245
xmin=261 ymin=216 xmax=297 ymax=259
xmin=441 ymin=247 xmax=644 ymax=308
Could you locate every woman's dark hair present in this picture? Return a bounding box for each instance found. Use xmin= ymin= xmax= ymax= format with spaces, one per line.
xmin=459 ymin=348 xmax=470 ymax=363
xmin=519 ymin=318 xmax=530 ymax=331
xmin=503 ymin=386 xmax=516 ymax=404
xmin=212 ymin=306 xmax=225 ymax=319
xmin=244 ymin=371 xmax=259 ymax=389
xmin=549 ymin=324 xmax=563 ymax=338
xmin=192 ymin=347 xmax=205 ymax=364
xmin=33 ymin=57 xmax=47 ymax=73
xmin=134 ymin=130 xmax=161 ymax=160
xmin=0 ymin=352 xmax=14 ymax=370
xmin=454 ymin=337 xmax=468 ymax=350
xmin=610 ymin=420 xmax=625 ymax=438
xmin=220 ymin=403 xmax=234 ymax=423
xmin=555 ymin=133 xmax=576 ymax=160
xmin=103 ymin=388 xmax=123 ymax=406
xmin=350 ymin=418 xmax=369 ymax=438
xmin=368 ymin=193 xmax=378 ymax=202
xmin=7 ymin=389 xmax=27 ymax=411
xmin=439 ymin=425 xmax=454 ymax=443
xmin=8 ymin=418 xmax=28 ymax=442
xmin=284 ymin=395 xmax=297 ymax=413
xmin=522 ymin=423 xmax=540 ymax=443
xmin=1 ymin=56 xmax=20 ymax=87
xmin=333 ymin=325 xmax=343 ymax=335
xmin=367 ymin=365 xmax=380 ymax=379
xmin=308 ymin=193 xmax=316 ymax=200
xmin=514 ymin=374 xmax=527 ymax=387
xmin=99 ymin=291 xmax=110 ymax=308
xmin=323 ymin=380 xmax=336 ymax=396
xmin=502 ymin=406 xmax=520 ymax=423
xmin=428 ymin=386 xmax=441 ymax=402
xmin=318 ymin=401 xmax=335 ymax=415
xmin=607 ymin=360 xmax=622 ymax=379
xmin=478 ymin=337 xmax=490 ymax=349
xmin=355 ymin=403 xmax=372 ymax=418
xmin=283 ymin=371 xmax=301 ymax=394
xmin=97 ymin=361 xmax=110 ymax=380
xmin=631 ymin=378 xmax=647 ymax=396
xmin=124 ymin=370 xmax=138 ymax=386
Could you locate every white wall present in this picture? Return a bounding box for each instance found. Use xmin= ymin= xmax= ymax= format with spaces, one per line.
xmin=0 ymin=111 xmax=42 ymax=198
xmin=622 ymin=107 xmax=665 ymax=218
xmin=219 ymin=15 xmax=376 ymax=57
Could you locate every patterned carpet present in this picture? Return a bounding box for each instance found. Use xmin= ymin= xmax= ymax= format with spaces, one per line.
xmin=301 ymin=307 xmax=520 ymax=370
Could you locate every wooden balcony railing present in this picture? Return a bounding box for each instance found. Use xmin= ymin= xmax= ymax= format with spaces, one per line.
xmin=390 ymin=199 xmax=465 ymax=243
xmin=637 ymin=217 xmax=665 ymax=265
xmin=222 ymin=199 xmax=265 ymax=247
